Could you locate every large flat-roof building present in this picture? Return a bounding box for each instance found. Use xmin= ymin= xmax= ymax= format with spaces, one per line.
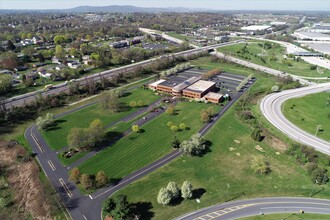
xmin=156 ymin=76 xmax=186 ymax=93
xmin=172 ymin=76 xmax=201 ymax=96
xmin=241 ymin=25 xmax=271 ymax=31
xmin=182 ymin=80 xmax=216 ymax=99
xmin=310 ymin=24 xmax=330 ymax=33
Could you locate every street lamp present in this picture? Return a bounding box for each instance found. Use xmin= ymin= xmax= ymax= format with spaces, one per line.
xmin=315 ymin=125 xmax=321 ymax=136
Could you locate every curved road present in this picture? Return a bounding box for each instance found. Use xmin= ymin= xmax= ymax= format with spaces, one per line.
xmin=176 ymin=197 xmax=330 ymax=220
xmin=260 ymin=82 xmax=330 ymax=155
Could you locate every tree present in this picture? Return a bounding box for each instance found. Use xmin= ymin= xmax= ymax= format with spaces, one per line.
xmin=68 ymin=127 xmax=87 ymax=149
xmin=0 ymin=74 xmax=13 ymax=95
xmin=166 ymin=105 xmax=175 ymax=115
xmin=35 ymin=113 xmax=54 ymax=130
xmin=95 ymin=170 xmax=108 ymax=187
xmin=132 ymin=124 xmax=140 ymax=133
xmin=167 ymin=121 xmax=174 ymax=127
xmin=104 ymin=195 xmax=130 ymax=219
xmin=130 ymin=101 xmax=137 ymax=107
xmin=271 ymin=85 xmax=280 ymax=92
xmin=80 ymin=174 xmax=93 ymax=189
xmin=251 ymin=128 xmax=263 ymax=142
xmin=7 ymin=40 xmax=16 ymax=51
xmin=87 ymin=119 xmax=105 ymax=148
xmin=157 ymin=187 xmax=172 ymax=206
xmin=180 ymin=134 xmax=206 ymax=156
xmin=137 ymin=100 xmax=144 ymax=107
xmin=38 ymin=53 xmax=45 ymax=63
xmin=251 ymin=156 xmax=271 ymax=175
xmin=200 ymin=110 xmax=210 ymax=123
xmin=69 ymin=167 xmax=80 ymax=183
xmin=167 ymin=181 xmax=180 ymax=198
xmin=170 ymin=125 xmax=179 ymax=132
xmin=311 ymin=168 xmax=329 ymax=184
xmin=179 ymin=123 xmax=187 ymax=130
xmin=100 ymin=90 xmax=120 ymax=112
xmin=55 ymin=45 xmax=65 ymax=60
xmin=54 ymin=35 xmax=68 ymax=44
xmin=206 ymin=107 xmax=215 ymax=117
xmin=171 ymin=136 xmax=181 ymax=149
xmin=181 ymin=181 xmax=193 ymax=199
xmin=0 ymin=52 xmax=18 ymax=69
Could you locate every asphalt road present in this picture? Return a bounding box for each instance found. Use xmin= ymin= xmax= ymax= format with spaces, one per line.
xmin=260 ymin=82 xmax=330 ymax=155
xmin=175 ymin=197 xmax=330 ymax=220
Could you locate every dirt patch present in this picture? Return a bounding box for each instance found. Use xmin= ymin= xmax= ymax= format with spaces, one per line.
xmin=234 ymin=140 xmax=240 ymax=144
xmin=255 ymin=145 xmax=265 ymax=152
xmin=264 ymin=133 xmax=288 ymax=152
xmin=229 ymin=147 xmax=236 ymax=151
xmin=0 ymin=141 xmax=52 ymax=219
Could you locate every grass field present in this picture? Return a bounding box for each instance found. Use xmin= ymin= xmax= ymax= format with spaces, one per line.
xmin=42 ymin=88 xmax=160 ymax=150
xmin=239 ymin=213 xmax=330 ymax=220
xmin=105 ymin=58 xmax=330 ymax=220
xmin=78 ymin=101 xmax=221 ymax=179
xmin=217 ymin=42 xmax=330 ymax=77
xmin=283 ymin=92 xmax=330 ymax=142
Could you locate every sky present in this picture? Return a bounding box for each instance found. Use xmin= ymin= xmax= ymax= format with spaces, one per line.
xmin=0 ymin=0 xmax=329 ymax=11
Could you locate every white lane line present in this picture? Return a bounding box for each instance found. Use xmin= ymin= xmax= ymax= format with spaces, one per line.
xmin=48 ymin=160 xmax=56 ymax=171
xmin=59 ymin=178 xmax=73 ymax=198
xmin=82 ymin=214 xmax=87 ymax=220
xmin=31 ymin=130 xmax=44 ymax=152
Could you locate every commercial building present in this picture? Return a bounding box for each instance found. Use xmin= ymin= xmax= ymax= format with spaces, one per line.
xmin=148 ymin=79 xmax=166 ymax=91
xmin=182 ymin=80 xmax=216 ymax=99
xmin=156 ymin=76 xmax=186 ymax=93
xmin=172 ymin=76 xmax=201 ymax=96
xmin=241 ymin=25 xmax=271 ymax=31
xmin=270 ymin=21 xmax=287 ymax=26
xmin=203 ymin=92 xmax=224 ymax=103
xmin=310 ymin=24 xmax=330 ymax=33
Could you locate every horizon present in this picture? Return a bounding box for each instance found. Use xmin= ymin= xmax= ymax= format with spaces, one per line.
xmin=1 ymin=0 xmax=329 ymax=11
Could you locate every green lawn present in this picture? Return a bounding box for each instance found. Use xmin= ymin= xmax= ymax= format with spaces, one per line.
xmin=78 ymin=102 xmax=221 ymax=179
xmin=239 ymin=213 xmax=330 ymax=220
xmin=105 ymin=59 xmax=330 ymax=220
xmin=42 ymin=88 xmax=160 ymax=150
xmin=217 ymin=42 xmax=330 ymax=77
xmin=283 ymin=92 xmax=330 ymax=142
xmin=57 ymin=151 xmax=89 ymax=166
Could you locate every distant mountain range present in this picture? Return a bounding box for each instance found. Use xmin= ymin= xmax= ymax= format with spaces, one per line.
xmin=0 ymin=5 xmax=327 ymax=14
xmin=0 ymin=5 xmax=210 ymax=14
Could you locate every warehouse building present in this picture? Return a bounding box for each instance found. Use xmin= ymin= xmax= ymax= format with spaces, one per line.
xmin=293 ymin=32 xmax=330 ymax=41
xmin=182 ymin=80 xmax=216 ymax=99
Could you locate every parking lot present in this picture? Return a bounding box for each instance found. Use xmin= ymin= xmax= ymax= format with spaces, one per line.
xmin=174 ymin=68 xmax=249 ymax=97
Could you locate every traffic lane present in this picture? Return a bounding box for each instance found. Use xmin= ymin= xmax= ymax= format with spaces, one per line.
xmin=176 ymin=197 xmax=330 ymax=220
xmin=260 ymin=83 xmax=330 ymax=154
xmin=25 ymin=126 xmax=86 ymax=220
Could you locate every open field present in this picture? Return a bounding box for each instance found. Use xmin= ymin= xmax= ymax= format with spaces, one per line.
xmin=283 ymin=92 xmax=330 ymax=142
xmin=239 ymin=213 xmax=330 ymax=220
xmin=41 ymin=88 xmax=159 ymax=150
xmin=217 ymin=42 xmax=330 ymax=77
xmin=78 ymin=101 xmax=221 ymax=179
xmin=108 ymin=58 xmax=330 ymax=220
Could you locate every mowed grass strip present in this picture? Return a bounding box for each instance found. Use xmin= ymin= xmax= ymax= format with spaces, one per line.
xmin=217 ymin=42 xmax=330 ymax=77
xmin=78 ymin=102 xmax=221 ymax=178
xmin=283 ymin=92 xmax=330 ymax=142
xmin=114 ymin=106 xmax=329 ymax=220
xmin=42 ymin=89 xmax=159 ymax=150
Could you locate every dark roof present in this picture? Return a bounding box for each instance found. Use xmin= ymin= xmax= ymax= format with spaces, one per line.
xmin=158 ymin=76 xmax=186 ymax=88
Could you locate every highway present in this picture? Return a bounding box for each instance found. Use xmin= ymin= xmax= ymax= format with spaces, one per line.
xmin=175 ymin=197 xmax=330 ymax=220
xmin=260 ymin=82 xmax=330 ymax=155
xmin=4 ymin=40 xmax=242 ymax=109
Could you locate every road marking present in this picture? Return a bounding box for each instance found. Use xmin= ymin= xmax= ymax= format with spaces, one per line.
xmin=82 ymin=214 xmax=87 ymax=220
xmin=89 ymin=194 xmax=93 ymax=199
xmin=31 ymin=130 xmax=44 ymax=152
xmin=193 ymin=204 xmax=253 ymax=220
xmin=59 ymin=178 xmax=73 ymax=198
xmin=48 ymin=160 xmax=56 ymax=171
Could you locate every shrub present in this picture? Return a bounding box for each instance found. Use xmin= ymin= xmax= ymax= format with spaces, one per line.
xmin=251 ymin=156 xmax=271 ymax=175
